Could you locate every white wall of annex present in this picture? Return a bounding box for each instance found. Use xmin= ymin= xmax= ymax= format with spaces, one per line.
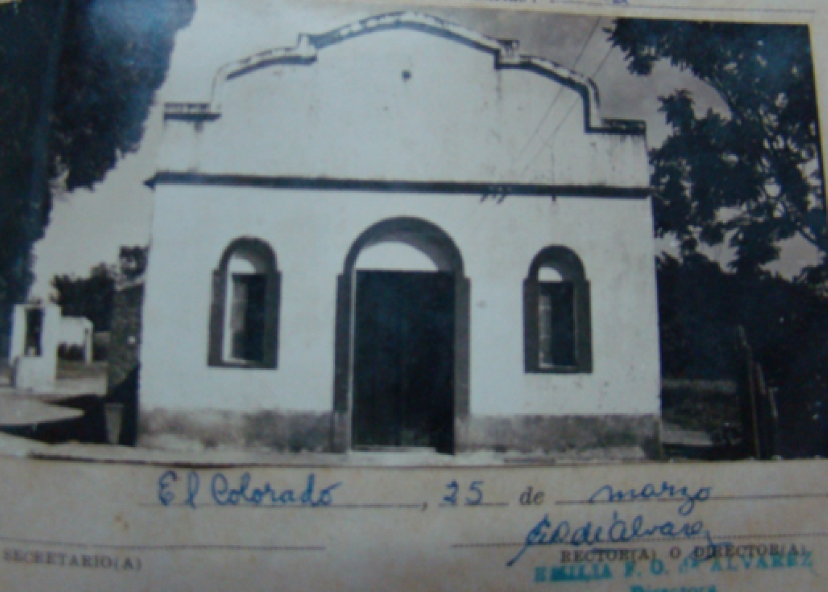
xmin=140 ymin=185 xmax=659 ymax=417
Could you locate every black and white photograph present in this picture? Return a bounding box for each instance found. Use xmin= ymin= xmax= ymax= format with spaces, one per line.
xmin=1 ymin=0 xmax=826 ymax=464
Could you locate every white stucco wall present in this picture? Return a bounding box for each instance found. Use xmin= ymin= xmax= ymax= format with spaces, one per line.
xmin=9 ymin=304 xmax=61 ymax=389
xmin=140 ymin=186 xmax=659 ymax=417
xmin=159 ymin=18 xmax=648 ymax=188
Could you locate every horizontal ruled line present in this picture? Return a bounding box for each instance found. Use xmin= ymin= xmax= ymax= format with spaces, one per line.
xmin=452 ymin=542 xmax=524 ymax=549
xmin=556 ymin=493 xmax=828 ymax=506
xmin=708 ymin=532 xmax=828 ymax=541
xmin=328 ymin=503 xmax=425 ymax=509
xmin=143 ymin=501 xmax=508 ymax=510
xmin=693 ymin=493 xmax=828 ymax=501
xmin=140 ymin=502 xmax=426 ymax=510
xmin=438 ymin=502 xmax=509 ymax=508
xmin=452 ymin=532 xmax=828 ymax=549
xmin=0 ymin=536 xmax=324 ymax=552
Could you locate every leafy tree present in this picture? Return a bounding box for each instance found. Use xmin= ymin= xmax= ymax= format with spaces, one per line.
xmin=117 ymin=246 xmax=148 ymax=283
xmin=51 ymin=0 xmax=195 ymax=192
xmin=609 ymin=20 xmax=826 ymax=278
xmin=48 ymin=245 xmax=146 ymax=336
xmin=0 ymin=0 xmax=64 ymax=357
xmin=52 ymin=263 xmax=117 ymax=331
xmin=0 ymin=0 xmax=194 ymax=356
xmin=655 ymin=254 xmax=741 ymax=381
xmin=656 ymin=253 xmax=828 ymax=456
xmin=609 ymin=20 xmax=828 ymax=456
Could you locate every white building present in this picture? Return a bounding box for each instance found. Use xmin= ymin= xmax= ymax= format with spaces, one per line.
xmin=139 ymin=12 xmax=660 ymax=456
xmin=8 ymin=303 xmax=61 ymax=390
xmin=7 ymin=306 xmax=94 ymax=389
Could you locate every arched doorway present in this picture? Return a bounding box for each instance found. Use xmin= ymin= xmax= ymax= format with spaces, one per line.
xmin=332 ymin=218 xmax=469 ymax=454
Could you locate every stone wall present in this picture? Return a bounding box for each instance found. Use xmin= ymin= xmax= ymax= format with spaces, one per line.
xmin=107 ymin=281 xmax=144 ymax=391
xmin=107 ymin=280 xmax=144 ymax=445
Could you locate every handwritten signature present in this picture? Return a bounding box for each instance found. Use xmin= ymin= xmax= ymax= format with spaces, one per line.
xmin=507 ymin=511 xmax=707 ymax=566
xmin=507 ymin=481 xmax=715 ymax=566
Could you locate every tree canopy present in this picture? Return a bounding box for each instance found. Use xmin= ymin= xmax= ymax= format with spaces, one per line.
xmin=609 ymin=20 xmax=827 ymax=279
xmin=51 ymin=263 xmax=117 ymax=331
xmin=51 ymin=0 xmax=195 ymax=192
xmin=0 ymin=0 xmax=194 ymax=356
xmin=0 ymin=0 xmax=62 ymax=356
xmin=609 ymin=19 xmax=828 ymax=456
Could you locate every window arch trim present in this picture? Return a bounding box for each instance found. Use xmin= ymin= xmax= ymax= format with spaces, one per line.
xmin=208 ymin=237 xmax=281 ymax=369
xmin=524 ymin=245 xmax=592 ymax=374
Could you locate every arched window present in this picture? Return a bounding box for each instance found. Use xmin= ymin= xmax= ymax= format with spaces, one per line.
xmin=208 ymin=238 xmax=280 ymax=368
xmin=524 ymin=246 xmax=592 ymax=373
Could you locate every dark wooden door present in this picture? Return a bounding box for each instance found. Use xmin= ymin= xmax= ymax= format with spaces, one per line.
xmin=353 ymin=271 xmax=454 ymax=453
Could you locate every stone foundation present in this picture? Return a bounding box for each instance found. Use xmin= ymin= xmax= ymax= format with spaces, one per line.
xmin=139 ymin=409 xmax=334 ymax=453
xmin=140 ymin=409 xmax=660 ymax=459
xmin=459 ymin=414 xmax=661 ymax=459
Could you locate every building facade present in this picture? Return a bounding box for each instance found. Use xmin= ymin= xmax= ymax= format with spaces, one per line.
xmin=139 ymin=12 xmax=660 ymax=456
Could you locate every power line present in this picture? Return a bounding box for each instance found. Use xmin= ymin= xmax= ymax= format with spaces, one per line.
xmin=516 ymin=17 xmax=602 ymax=159
xmin=553 ymin=43 xmax=615 ymax=135
xmin=589 ymin=39 xmax=615 ymax=80
xmin=521 ymin=24 xmax=616 ymax=173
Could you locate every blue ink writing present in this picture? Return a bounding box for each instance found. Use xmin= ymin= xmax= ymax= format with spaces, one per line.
xmin=158 ymin=470 xmax=177 ymax=506
xmin=210 ymin=472 xmax=341 ymax=507
xmin=588 ymin=481 xmax=712 ymax=516
xmin=158 ymin=471 xmax=342 ymax=508
xmin=443 ymin=480 xmax=486 ymax=506
xmin=507 ymin=512 xmax=707 ymax=567
xmin=186 ymin=471 xmax=200 ymax=508
xmin=467 ymin=481 xmax=484 ymax=506
xmin=444 ymin=480 xmax=459 ymax=506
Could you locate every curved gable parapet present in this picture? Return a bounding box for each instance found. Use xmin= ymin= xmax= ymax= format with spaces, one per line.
xmin=311 ymin=12 xmax=507 ymax=54
xmin=166 ymin=11 xmax=634 ymax=134
xmin=160 ymin=11 xmax=649 ymax=188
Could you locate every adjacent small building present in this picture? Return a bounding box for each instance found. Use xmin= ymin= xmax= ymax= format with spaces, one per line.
xmin=7 ymin=303 xmax=95 ymax=389
xmin=139 ymin=12 xmax=661 ymax=456
xmin=8 ymin=303 xmax=61 ymax=390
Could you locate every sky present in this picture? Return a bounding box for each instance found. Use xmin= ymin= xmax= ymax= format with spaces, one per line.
xmin=28 ymin=0 xmax=822 ymax=297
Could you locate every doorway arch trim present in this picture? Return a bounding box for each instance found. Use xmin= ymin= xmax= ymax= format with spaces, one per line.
xmin=331 ymin=217 xmax=470 ymax=453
